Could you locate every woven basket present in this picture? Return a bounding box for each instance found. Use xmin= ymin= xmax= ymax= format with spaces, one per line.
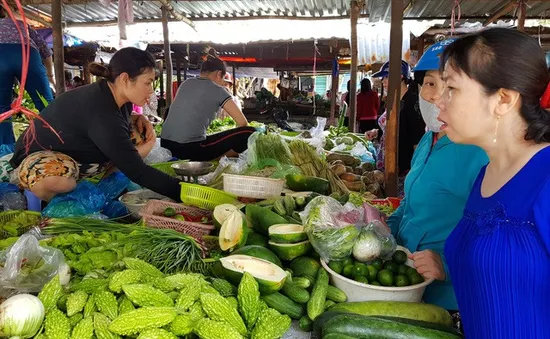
xmin=140 ymin=200 xmax=214 ymax=237
xmin=0 ymin=210 xmax=42 ymax=239
xmin=222 ymin=174 xmax=284 ymax=199
xmin=180 ymin=183 xmax=238 ymax=210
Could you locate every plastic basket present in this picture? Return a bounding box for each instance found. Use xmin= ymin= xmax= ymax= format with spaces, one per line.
xmin=0 ymin=210 xmax=42 ymax=239
xmin=118 ymin=189 xmax=173 ymax=218
xmin=222 ymin=174 xmax=284 ymax=199
xmin=180 ymin=183 xmax=238 ymax=210
xmin=370 ymin=197 xmax=402 ymax=209
xmin=140 ymin=200 xmax=214 ymax=238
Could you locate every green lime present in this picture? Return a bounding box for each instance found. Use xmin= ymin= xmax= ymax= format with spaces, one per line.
xmin=163 ymin=207 xmax=177 ymax=217
xmin=370 ymin=281 xmax=381 ymax=286
xmin=366 ymin=265 xmax=378 ymax=282
xmin=377 ymin=269 xmax=394 ymax=287
xmin=395 ymin=275 xmax=410 ymax=287
xmin=354 ymin=276 xmax=369 ymax=284
xmin=352 ymin=263 xmax=368 ymax=278
xmin=328 ymin=260 xmax=344 ymax=275
xmin=343 ymin=257 xmax=354 ymax=267
xmin=397 ymin=264 xmax=408 ymax=276
xmin=174 ymin=215 xmax=186 ymax=221
xmin=383 ymin=261 xmax=398 ymax=274
xmin=343 ymin=264 xmax=354 ymax=278
xmin=371 ymin=259 xmax=383 ymax=271
xmin=392 ymin=250 xmax=408 ymax=265
xmin=406 ymin=267 xmax=418 ymax=277
xmin=409 ymin=273 xmax=425 ymax=285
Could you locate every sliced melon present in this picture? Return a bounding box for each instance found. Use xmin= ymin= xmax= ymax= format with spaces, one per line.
xmin=213 ymin=204 xmax=239 ymax=229
xmin=219 ymin=254 xmax=287 ymax=294
xmin=268 ymin=240 xmax=312 ymax=261
xmin=231 ymin=245 xmax=283 ymax=267
xmin=268 ymin=224 xmax=308 ymax=244
xmin=219 ymin=210 xmax=249 ymax=252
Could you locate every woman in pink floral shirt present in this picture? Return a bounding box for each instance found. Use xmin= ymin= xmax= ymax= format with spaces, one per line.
xmin=0 ymin=5 xmax=54 ymax=145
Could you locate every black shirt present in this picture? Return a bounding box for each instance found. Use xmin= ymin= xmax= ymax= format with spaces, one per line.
xmin=398 ymin=87 xmax=425 ymax=175
xmin=11 ymin=80 xmax=181 ymax=200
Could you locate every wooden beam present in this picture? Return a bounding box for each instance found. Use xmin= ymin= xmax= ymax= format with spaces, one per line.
xmin=156 ymin=0 xmax=195 ymax=30
xmin=385 ymin=0 xmax=404 ymax=197
xmin=51 ymin=0 xmax=65 ymax=94
xmin=348 ymin=0 xmax=361 ymax=133
xmin=232 ymin=64 xmax=237 ymax=96
xmin=162 ymin=6 xmax=173 ymax=106
xmin=65 ymin=14 xmax=370 ymax=28
xmin=483 ymin=1 xmax=517 ymax=26
xmin=329 ymin=57 xmax=339 ymax=126
xmin=518 ymin=1 xmax=527 ymax=32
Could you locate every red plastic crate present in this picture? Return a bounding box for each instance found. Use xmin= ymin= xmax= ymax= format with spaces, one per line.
xmin=370 ymin=197 xmax=402 ymax=209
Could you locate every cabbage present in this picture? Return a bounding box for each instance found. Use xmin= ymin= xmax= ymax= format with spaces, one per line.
xmin=353 ymin=228 xmax=383 ymax=262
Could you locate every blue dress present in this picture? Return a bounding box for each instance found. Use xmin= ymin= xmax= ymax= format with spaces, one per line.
xmin=445 ymin=147 xmax=550 ymax=339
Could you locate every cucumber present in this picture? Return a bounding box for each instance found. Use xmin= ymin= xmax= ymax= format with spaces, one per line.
xmin=322 ymin=313 xmax=462 ymax=339
xmin=326 ymin=285 xmax=347 ymax=303
xmin=299 ymin=315 xmax=313 ymax=332
xmin=322 ymin=334 xmax=356 ymax=339
xmin=292 ymin=277 xmax=311 ymax=289
xmin=328 ymin=301 xmax=453 ymax=326
xmin=281 ymin=279 xmax=310 ymax=304
xmin=307 ymin=268 xmax=329 ymax=320
xmin=262 ymin=292 xmax=304 ymax=319
xmin=283 ymin=195 xmax=296 ymax=216
xmin=246 ymin=204 xmax=294 ymax=235
xmin=371 ymin=316 xmax=463 ymax=337
xmin=286 ymin=174 xmax=330 ymax=195
xmin=324 ymin=300 xmax=336 ymax=310
xmin=289 ymin=256 xmax=320 ymax=279
xmin=273 ymin=198 xmax=287 ymax=216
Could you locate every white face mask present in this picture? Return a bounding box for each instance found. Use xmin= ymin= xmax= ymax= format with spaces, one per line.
xmin=419 ymin=96 xmax=443 ymax=132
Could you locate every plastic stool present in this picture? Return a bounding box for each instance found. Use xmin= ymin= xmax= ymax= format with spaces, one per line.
xmin=24 ymin=190 xmax=42 ymax=212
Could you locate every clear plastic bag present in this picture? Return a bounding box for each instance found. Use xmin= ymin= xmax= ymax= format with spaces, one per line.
xmin=245 ymin=158 xmax=301 ymax=179
xmin=0 ymin=233 xmax=66 ymax=295
xmin=42 ymin=181 xmax=106 ymax=218
xmin=300 ymin=196 xmax=361 ymax=262
xmin=144 ymin=138 xmax=173 ymax=164
xmin=352 ymin=221 xmax=397 ymax=263
xmin=350 ymin=142 xmax=375 ymax=164
xmin=247 ymin=132 xmax=293 ymax=165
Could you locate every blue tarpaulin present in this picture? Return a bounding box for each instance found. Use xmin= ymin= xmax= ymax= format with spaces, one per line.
xmin=36 ymin=28 xmax=85 ymax=48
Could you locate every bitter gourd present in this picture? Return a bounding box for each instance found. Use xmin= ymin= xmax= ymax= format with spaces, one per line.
xmin=175 ymin=285 xmax=200 ymax=310
xmin=122 ymin=284 xmax=174 ymax=307
xmin=200 ymin=293 xmax=247 ymax=336
xmin=251 ymin=308 xmax=291 ymax=339
xmin=93 ymin=312 xmax=120 ymax=339
xmin=151 ymin=277 xmax=177 ymax=293
xmin=67 ymin=291 xmax=89 ymax=317
xmin=108 ymin=269 xmax=142 ymax=293
xmin=169 ymin=314 xmax=195 ymax=336
xmin=117 ymin=296 xmax=135 ymax=315
xmin=71 ymin=316 xmax=94 ymax=339
xmin=39 ymin=275 xmax=64 ymax=311
xmin=83 ymin=294 xmax=97 ymax=318
xmin=164 ymin=273 xmax=202 ymax=290
xmin=188 ymin=301 xmax=206 ymax=320
xmin=210 ymin=278 xmax=236 ymax=297
xmin=227 ymin=296 xmax=239 ymax=309
xmin=107 ymin=307 xmax=177 ymax=336
xmin=95 ymin=291 xmax=119 ymax=320
xmin=45 ymin=308 xmax=71 ymax=339
xmin=68 ymin=313 xmax=84 ymax=328
xmin=136 ymin=328 xmax=177 ymax=339
xmin=71 ymin=278 xmax=109 ymax=294
xmin=238 ymin=272 xmax=261 ymax=330
xmin=193 ymin=318 xmax=244 ymax=339
xmin=123 ymin=258 xmax=164 ymax=279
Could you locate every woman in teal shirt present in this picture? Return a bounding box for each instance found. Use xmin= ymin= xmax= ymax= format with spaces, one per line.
xmin=386 ymin=40 xmax=488 ymax=311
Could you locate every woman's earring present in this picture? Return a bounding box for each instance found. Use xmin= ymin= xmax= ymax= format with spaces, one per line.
xmin=493 ymin=116 xmax=500 ymax=143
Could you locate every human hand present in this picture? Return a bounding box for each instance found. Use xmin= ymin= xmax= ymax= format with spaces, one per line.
xmin=410 ymin=250 xmax=446 ymax=281
xmin=136 ymin=136 xmax=156 ymax=159
xmin=133 ymin=114 xmax=155 ymax=143
xmin=365 ymin=129 xmax=378 ymax=140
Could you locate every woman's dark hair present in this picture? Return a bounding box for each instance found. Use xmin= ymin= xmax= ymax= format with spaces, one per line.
xmin=0 ymin=5 xmax=7 ymax=18
xmin=88 ymin=47 xmax=155 ymax=82
xmin=360 ymin=78 xmax=372 ymax=93
xmin=201 ymin=48 xmax=226 ymax=75
xmin=441 ymin=28 xmax=550 ymax=143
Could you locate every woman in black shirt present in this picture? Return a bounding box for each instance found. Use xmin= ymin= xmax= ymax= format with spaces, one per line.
xmin=10 ymin=47 xmax=181 ymax=201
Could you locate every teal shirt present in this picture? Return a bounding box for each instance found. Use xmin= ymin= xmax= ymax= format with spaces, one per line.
xmin=386 ymin=132 xmax=488 ymax=310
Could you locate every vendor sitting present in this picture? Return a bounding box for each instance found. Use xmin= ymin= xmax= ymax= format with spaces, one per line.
xmin=161 ymin=50 xmax=256 ymax=161
xmin=9 ymin=47 xmax=181 ymax=202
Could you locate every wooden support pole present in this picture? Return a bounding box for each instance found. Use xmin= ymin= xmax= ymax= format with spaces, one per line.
xmin=162 ymin=6 xmax=173 ymax=106
xmin=83 ymin=65 xmax=91 ymax=84
xmin=159 ymin=60 xmax=165 ymax=113
xmin=349 ymin=0 xmax=360 ymax=133
xmin=518 ymin=2 xmax=527 ymax=32
xmin=483 ymin=1 xmax=517 ymax=26
xmin=51 ymin=0 xmax=65 ymax=95
xmin=384 ymin=0 xmax=404 ymax=197
xmin=329 ymin=58 xmax=339 ymax=125
xmin=176 ymin=54 xmax=182 ymax=86
xmin=232 ymin=64 xmax=237 ymax=96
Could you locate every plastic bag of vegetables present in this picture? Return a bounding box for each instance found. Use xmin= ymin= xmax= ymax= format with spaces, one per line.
xmin=352 ymin=220 xmax=397 ymax=263
xmin=247 ymin=132 xmax=293 ymax=165
xmin=300 ymin=196 xmax=361 ymax=262
xmin=0 ymin=233 xmax=68 ymax=296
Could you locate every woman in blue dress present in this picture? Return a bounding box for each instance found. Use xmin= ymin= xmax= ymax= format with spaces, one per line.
xmin=438 ymin=28 xmax=550 ymax=339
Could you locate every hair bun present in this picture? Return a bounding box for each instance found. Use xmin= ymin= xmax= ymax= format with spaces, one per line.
xmin=88 ymin=63 xmax=111 ymax=79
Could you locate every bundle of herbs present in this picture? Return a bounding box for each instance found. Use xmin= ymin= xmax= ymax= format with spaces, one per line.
xmin=41 ymin=218 xmax=206 ymax=274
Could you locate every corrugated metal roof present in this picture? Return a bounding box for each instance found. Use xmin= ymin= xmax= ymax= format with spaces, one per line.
xmin=23 ymin=0 xmax=550 ymax=25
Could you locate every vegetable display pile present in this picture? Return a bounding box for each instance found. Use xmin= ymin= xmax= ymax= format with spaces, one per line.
xmin=1 ymin=212 xmax=40 ymax=237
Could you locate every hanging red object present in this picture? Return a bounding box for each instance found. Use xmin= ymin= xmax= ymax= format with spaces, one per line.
xmin=0 ymin=0 xmax=62 ymax=150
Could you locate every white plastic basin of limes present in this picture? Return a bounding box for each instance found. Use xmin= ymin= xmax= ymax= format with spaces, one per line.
xmin=321 ymin=246 xmax=434 ymax=303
